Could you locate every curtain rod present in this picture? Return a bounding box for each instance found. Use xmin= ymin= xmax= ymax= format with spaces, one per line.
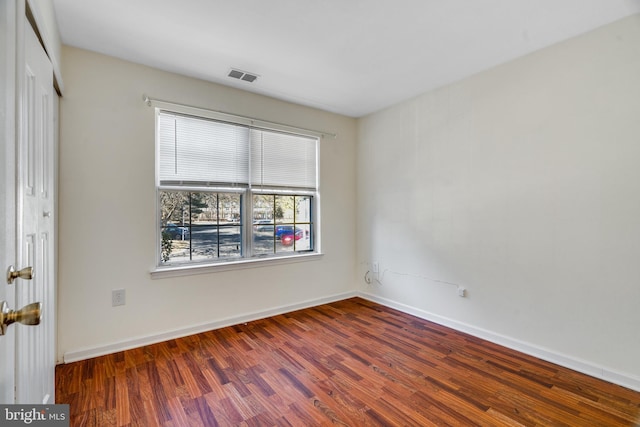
xmin=142 ymin=94 xmax=337 ymax=139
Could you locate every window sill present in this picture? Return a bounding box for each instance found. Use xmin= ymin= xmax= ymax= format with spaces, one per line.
xmin=150 ymin=252 xmax=324 ymax=279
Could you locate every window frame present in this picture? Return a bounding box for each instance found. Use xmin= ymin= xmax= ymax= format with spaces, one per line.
xmin=151 ymin=105 xmax=323 ymax=277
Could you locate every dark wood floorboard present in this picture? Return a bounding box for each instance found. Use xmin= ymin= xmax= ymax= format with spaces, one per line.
xmin=56 ymin=297 xmax=640 ymax=426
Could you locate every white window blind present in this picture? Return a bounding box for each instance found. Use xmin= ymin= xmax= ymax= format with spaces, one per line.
xmin=250 ymin=130 xmax=317 ymax=190
xmin=158 ymin=111 xmax=318 ymax=190
xmin=158 ymin=112 xmax=250 ymax=186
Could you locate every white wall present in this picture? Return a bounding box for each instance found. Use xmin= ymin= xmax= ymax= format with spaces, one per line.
xmin=357 ymin=14 xmax=640 ymax=386
xmin=57 ymin=46 xmax=357 ymax=361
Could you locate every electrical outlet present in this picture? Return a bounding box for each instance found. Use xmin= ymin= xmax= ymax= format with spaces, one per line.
xmin=112 ymin=289 xmax=126 ymax=306
xmin=457 ymin=287 xmax=466 ymax=297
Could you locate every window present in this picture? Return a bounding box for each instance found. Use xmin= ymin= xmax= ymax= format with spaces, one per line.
xmin=156 ymin=109 xmax=319 ymax=269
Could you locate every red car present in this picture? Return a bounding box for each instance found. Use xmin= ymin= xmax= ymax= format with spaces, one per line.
xmin=280 ymin=227 xmax=305 ymax=246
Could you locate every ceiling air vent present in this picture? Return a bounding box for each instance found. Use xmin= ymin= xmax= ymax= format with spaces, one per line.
xmin=228 ymin=68 xmax=259 ymax=83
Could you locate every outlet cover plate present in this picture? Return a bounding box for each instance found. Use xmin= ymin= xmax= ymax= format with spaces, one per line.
xmin=112 ymin=289 xmax=126 ymax=306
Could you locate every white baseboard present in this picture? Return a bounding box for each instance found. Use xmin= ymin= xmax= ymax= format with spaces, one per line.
xmin=63 ymin=291 xmax=357 ymax=363
xmin=62 ymin=289 xmax=640 ymax=393
xmin=357 ymin=291 xmax=640 ymax=393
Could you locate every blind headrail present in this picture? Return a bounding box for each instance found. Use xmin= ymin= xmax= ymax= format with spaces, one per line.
xmin=143 ymin=94 xmax=337 ymax=140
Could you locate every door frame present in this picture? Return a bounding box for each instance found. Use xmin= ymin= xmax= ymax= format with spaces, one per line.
xmin=0 ymin=0 xmax=20 ymax=404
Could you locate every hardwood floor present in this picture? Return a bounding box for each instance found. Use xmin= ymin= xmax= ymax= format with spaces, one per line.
xmin=56 ymin=297 xmax=640 ymax=426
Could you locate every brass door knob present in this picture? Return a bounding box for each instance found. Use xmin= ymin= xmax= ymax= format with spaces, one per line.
xmin=6 ymin=265 xmax=34 ymax=284
xmin=0 ymin=301 xmax=41 ymax=336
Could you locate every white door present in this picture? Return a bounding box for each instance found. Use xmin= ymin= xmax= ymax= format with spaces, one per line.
xmin=15 ymin=17 xmax=56 ymax=404
xmin=0 ymin=2 xmax=56 ymax=404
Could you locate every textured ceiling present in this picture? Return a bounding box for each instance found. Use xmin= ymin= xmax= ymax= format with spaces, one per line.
xmin=52 ymin=0 xmax=640 ymax=117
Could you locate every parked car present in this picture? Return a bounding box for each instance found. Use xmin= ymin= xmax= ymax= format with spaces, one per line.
xmin=278 ymin=226 xmax=305 ymax=246
xmin=275 ymin=225 xmax=297 ymax=238
xmin=163 ymin=223 xmax=190 ymax=240
xmin=253 ymin=219 xmax=273 ymax=232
